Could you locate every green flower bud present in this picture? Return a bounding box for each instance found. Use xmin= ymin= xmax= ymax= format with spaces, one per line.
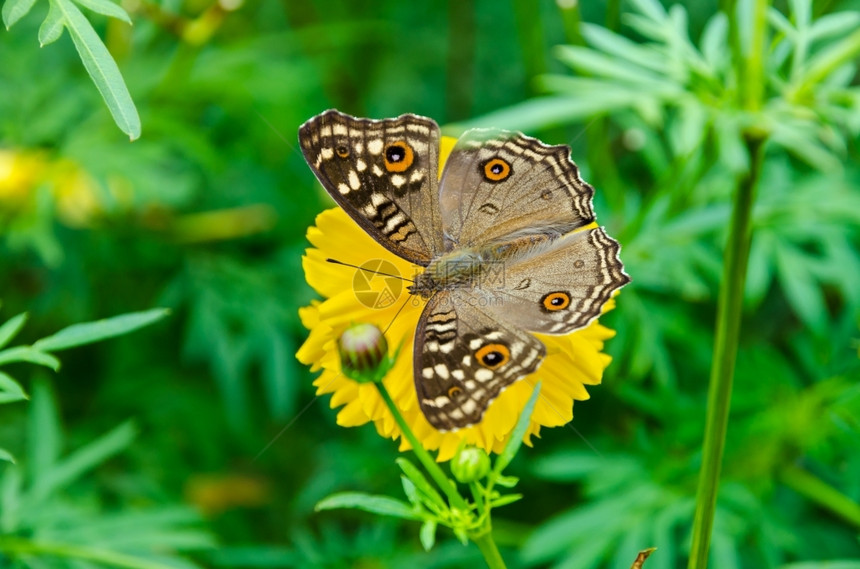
xmin=337 ymin=323 xmax=392 ymax=383
xmin=450 ymin=445 xmax=491 ymax=483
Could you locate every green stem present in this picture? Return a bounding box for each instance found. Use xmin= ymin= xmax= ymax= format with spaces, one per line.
xmin=472 ymin=530 xmax=507 ymax=569
xmin=780 ymin=465 xmax=860 ymax=528
xmin=743 ymin=0 xmax=769 ymax=111
xmin=0 ymin=538 xmax=172 ymax=569
xmin=687 ymin=132 xmax=766 ymax=569
xmin=375 ymin=382 xmax=468 ymax=511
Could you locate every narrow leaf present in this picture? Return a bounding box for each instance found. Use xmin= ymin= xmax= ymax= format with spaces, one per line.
xmin=490 ymin=494 xmax=523 ymax=508
xmin=29 ymin=421 xmax=137 ymax=501
xmin=2 ymin=0 xmax=38 ymax=28
xmin=33 ymin=308 xmax=169 ymax=352
xmin=315 ymin=492 xmax=423 ymax=520
xmin=0 ymin=371 xmax=27 ymax=399
xmin=53 ymin=0 xmax=141 ymax=140
xmin=395 ymin=458 xmax=445 ymax=509
xmin=0 ymin=347 xmax=61 ymax=371
xmin=73 ymin=0 xmax=131 ymax=24
xmin=0 ymin=313 xmax=28 ymax=350
xmin=419 ymin=520 xmax=436 ymax=551
xmin=493 ymin=382 xmax=541 ymax=475
xmin=401 ymin=476 xmax=421 ymax=507
xmin=0 ymin=448 xmax=14 ymax=463
xmin=39 ymin=0 xmax=66 ymax=46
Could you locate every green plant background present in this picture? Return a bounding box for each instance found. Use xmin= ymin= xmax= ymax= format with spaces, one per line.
xmin=1 ymin=0 xmax=859 ymax=567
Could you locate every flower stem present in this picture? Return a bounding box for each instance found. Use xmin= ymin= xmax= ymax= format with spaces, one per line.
xmin=687 ymin=132 xmax=766 ymax=569
xmin=472 ymin=530 xmax=507 ymax=569
xmin=375 ymin=382 xmax=468 ymax=511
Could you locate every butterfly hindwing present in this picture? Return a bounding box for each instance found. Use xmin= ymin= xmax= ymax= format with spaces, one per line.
xmin=484 ymin=227 xmax=630 ymax=335
xmin=414 ymin=290 xmax=546 ymax=431
xmin=299 ymin=110 xmax=444 ymax=265
xmin=438 ymin=129 xmax=596 ymax=248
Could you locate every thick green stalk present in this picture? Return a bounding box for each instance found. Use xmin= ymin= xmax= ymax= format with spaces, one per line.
xmin=687 ymin=133 xmax=766 ymax=569
xmin=375 ymin=382 xmax=468 ymax=511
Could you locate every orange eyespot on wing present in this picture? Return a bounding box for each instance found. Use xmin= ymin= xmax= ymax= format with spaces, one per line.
xmin=335 ymin=145 xmax=350 ymax=158
xmin=481 ymin=158 xmax=512 ymax=182
xmin=542 ymin=291 xmax=571 ymax=311
xmin=475 ymin=343 xmax=511 ymax=370
xmin=384 ymin=141 xmax=414 ymax=172
xmin=447 ymin=386 xmax=463 ymax=398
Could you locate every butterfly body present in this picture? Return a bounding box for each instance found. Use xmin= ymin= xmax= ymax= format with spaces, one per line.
xmin=299 ymin=110 xmax=630 ymax=432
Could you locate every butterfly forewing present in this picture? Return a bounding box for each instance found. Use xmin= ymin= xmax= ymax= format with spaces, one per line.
xmin=438 ymin=129 xmax=595 ymax=249
xmin=299 ymin=110 xmax=445 ymax=265
xmin=414 ymin=290 xmax=546 ymax=431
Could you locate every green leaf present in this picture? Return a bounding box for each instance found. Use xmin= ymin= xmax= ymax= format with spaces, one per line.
xmin=400 ymin=477 xmax=423 ymax=510
xmin=2 ymin=0 xmax=37 ymax=28
xmin=0 ymin=448 xmax=14 ymax=463
xmin=73 ymin=0 xmax=131 ymax=24
xmin=0 ymin=347 xmax=61 ymax=371
xmin=0 ymin=371 xmax=29 ymax=399
xmin=52 ymin=0 xmax=141 ymax=140
xmin=493 ymin=382 xmax=541 ymax=475
xmin=809 ymin=13 xmax=860 ymax=43
xmin=39 ymin=0 xmax=65 ymax=46
xmin=0 ymin=313 xmax=28 ymax=350
xmin=419 ymin=520 xmax=436 ymax=551
xmin=33 ymin=308 xmax=169 ymax=352
xmin=28 ymin=421 xmax=137 ymax=502
xmin=314 ymin=492 xmax=423 ymax=520
xmin=489 ymin=494 xmax=522 ymax=508
xmin=701 ymin=12 xmax=729 ymax=69
xmin=395 ymin=457 xmax=445 ymax=510
xmin=493 ymin=474 xmax=519 ymax=488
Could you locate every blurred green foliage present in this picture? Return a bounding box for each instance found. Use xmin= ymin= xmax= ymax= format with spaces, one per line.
xmin=1 ymin=0 xmax=859 ymax=567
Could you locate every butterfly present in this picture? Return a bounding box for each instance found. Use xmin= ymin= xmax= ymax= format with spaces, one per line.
xmin=299 ymin=110 xmax=630 ymax=432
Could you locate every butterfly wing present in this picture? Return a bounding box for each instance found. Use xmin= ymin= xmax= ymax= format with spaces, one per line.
xmin=438 ymin=129 xmax=595 ymax=248
xmin=414 ymin=289 xmax=546 ymax=431
xmin=299 ymin=110 xmax=445 ymax=265
xmin=484 ymin=227 xmax=630 ymax=335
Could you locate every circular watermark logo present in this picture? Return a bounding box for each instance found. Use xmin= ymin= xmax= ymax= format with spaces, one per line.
xmin=353 ymin=259 xmax=403 ymax=309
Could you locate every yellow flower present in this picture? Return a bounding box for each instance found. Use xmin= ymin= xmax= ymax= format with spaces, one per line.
xmin=297 ymin=137 xmax=619 ymax=461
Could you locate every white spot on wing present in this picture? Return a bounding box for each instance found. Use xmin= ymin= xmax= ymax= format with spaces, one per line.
xmin=321 ymin=147 xmax=334 ymax=160
xmin=433 ymin=364 xmax=450 ymax=379
xmin=475 ymin=368 xmax=493 ymax=382
xmin=391 ymin=174 xmax=406 ymax=187
xmin=338 ymin=183 xmax=350 ymax=195
xmin=348 ymin=170 xmax=360 ymax=190
xmin=356 ymin=159 xmax=367 ymax=172
xmin=368 ymin=139 xmax=383 ymax=154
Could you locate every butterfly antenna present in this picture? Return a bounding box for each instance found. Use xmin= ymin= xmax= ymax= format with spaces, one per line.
xmin=325 ymin=258 xmax=415 ymax=283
